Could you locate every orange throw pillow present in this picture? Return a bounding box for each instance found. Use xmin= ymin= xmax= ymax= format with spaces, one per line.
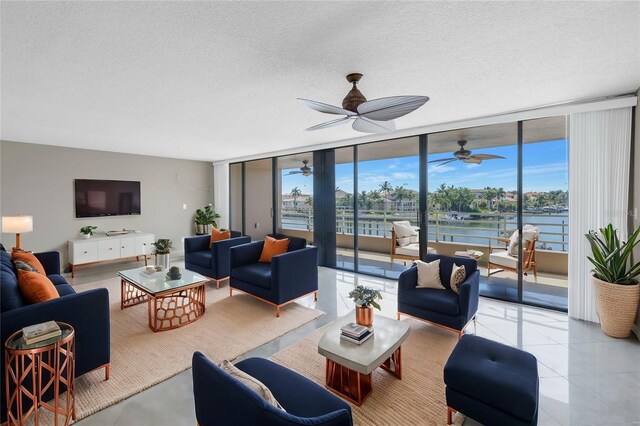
xmin=17 ymin=270 xmax=60 ymax=303
xmin=210 ymin=228 xmax=231 ymax=244
xmin=12 ymin=250 xmax=47 ymax=276
xmin=259 ymin=236 xmax=289 ymax=263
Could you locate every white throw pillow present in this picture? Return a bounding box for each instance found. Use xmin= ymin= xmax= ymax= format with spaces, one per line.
xmin=219 ymin=360 xmax=285 ymax=411
xmin=507 ymin=225 xmax=539 ymax=257
xmin=450 ymin=264 xmax=466 ymax=294
xmin=415 ymin=259 xmax=444 ymax=289
xmin=393 ymin=221 xmax=416 ymax=238
xmin=397 ymin=236 xmax=411 ymax=247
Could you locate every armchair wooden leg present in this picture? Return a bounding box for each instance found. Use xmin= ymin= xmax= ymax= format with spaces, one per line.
xmin=314 ymin=291 xmax=318 ymax=301
xmin=105 ymin=363 xmax=110 ymax=380
xmin=397 ymin=312 xmax=401 ymax=320
xmin=229 ymin=287 xmax=233 ymax=297
xmin=276 ymin=306 xmax=280 ymax=317
xmin=447 ymin=406 xmax=455 ymax=425
xmin=473 ymin=316 xmax=477 ymax=334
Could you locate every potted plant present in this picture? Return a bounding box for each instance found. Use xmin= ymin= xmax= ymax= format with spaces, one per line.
xmin=585 ymin=224 xmax=640 ymax=338
xmin=80 ymin=226 xmax=97 ymax=239
xmin=152 ymin=238 xmax=173 ymax=270
xmin=348 ymin=285 xmax=382 ymax=326
xmin=194 ymin=206 xmax=221 ymax=235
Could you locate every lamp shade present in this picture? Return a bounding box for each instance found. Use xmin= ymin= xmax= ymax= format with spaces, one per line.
xmin=2 ymin=216 xmax=33 ymax=233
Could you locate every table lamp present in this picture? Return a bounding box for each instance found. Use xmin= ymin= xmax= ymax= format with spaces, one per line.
xmin=2 ymin=215 xmax=33 ymax=250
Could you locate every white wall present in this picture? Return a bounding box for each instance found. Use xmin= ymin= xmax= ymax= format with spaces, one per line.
xmin=0 ymin=141 xmax=213 ymax=268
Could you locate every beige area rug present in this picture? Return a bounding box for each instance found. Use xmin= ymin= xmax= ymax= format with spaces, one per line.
xmin=66 ymin=277 xmax=324 ymax=421
xmin=270 ymin=318 xmax=465 ymax=425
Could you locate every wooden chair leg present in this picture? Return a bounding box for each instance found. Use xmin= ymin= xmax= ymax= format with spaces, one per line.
xmin=276 ymin=306 xmax=280 ymax=317
xmin=447 ymin=406 xmax=455 ymax=425
xmin=105 ymin=364 xmax=110 ymax=380
xmin=229 ymin=287 xmax=233 ymax=297
xmin=314 ymin=291 xmax=318 ymax=301
xmin=397 ymin=312 xmax=401 ymax=320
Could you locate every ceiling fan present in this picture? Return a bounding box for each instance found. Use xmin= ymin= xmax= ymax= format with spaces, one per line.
xmin=286 ymin=160 xmax=313 ymax=176
xmin=429 ymin=140 xmax=505 ymax=167
xmin=297 ymin=73 xmax=429 ymax=134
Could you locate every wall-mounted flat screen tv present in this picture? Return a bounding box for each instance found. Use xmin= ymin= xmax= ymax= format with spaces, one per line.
xmin=75 ymin=179 xmax=141 ymax=218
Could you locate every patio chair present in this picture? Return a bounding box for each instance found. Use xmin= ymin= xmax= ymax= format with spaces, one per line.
xmin=487 ymin=225 xmax=538 ymax=277
xmin=390 ymin=221 xmax=436 ymax=263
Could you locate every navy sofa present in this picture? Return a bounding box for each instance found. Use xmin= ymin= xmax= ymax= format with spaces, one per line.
xmin=192 ymin=352 xmax=353 ymax=426
xmin=397 ymin=254 xmax=479 ymax=338
xmin=184 ymin=231 xmax=250 ymax=288
xmin=444 ymin=334 xmax=539 ymax=425
xmin=229 ymin=234 xmax=318 ymax=317
xmin=0 ymin=244 xmax=110 ymax=423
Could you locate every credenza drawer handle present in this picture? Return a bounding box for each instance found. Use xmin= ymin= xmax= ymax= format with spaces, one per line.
xmin=109 ymin=248 xmax=113 ymax=250
xmin=84 ymin=251 xmax=87 ymax=254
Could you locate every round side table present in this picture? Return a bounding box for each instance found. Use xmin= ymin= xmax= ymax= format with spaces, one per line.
xmin=4 ymin=321 xmax=75 ymax=426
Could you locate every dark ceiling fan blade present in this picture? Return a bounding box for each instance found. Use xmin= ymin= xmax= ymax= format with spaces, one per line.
xmin=304 ymin=117 xmax=351 ymax=131
xmin=297 ymin=98 xmax=356 ymax=116
xmin=471 ymin=154 xmax=506 ymax=160
xmin=352 ymin=117 xmax=395 ymax=133
xmin=357 ymin=96 xmax=429 ymax=121
xmin=435 ymin=158 xmax=458 ymax=167
xmin=428 ymin=157 xmax=457 ymax=163
xmin=286 ymin=171 xmax=304 ymax=175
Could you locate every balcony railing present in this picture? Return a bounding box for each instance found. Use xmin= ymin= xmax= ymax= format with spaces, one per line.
xmin=281 ymin=208 xmax=569 ymax=252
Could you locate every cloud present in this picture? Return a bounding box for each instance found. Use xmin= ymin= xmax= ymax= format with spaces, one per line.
xmin=428 ymin=165 xmax=455 ymax=174
xmin=392 ymin=172 xmax=418 ymax=180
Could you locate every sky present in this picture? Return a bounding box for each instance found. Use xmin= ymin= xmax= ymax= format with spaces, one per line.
xmin=280 ymin=139 xmax=568 ymax=195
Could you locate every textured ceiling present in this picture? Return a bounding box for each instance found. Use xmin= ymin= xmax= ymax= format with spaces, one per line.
xmin=1 ymin=1 xmax=638 ymax=162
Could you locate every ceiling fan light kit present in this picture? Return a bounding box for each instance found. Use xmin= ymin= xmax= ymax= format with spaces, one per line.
xmin=298 ymin=73 xmax=429 ymax=134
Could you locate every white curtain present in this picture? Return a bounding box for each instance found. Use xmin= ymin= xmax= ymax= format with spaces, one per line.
xmin=568 ymin=107 xmax=632 ymax=322
xmin=213 ymin=163 xmax=230 ymax=229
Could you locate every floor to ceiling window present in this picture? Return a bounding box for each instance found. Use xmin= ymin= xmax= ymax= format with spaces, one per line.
xmin=522 ymin=116 xmax=569 ymax=310
xmin=243 ymin=158 xmax=273 ymax=240
xmin=227 ymin=116 xmax=570 ymax=312
xmin=335 ymin=147 xmax=355 ymax=271
xmin=277 ymin=153 xmax=314 ymax=241
xmin=356 ymin=137 xmax=419 ymax=279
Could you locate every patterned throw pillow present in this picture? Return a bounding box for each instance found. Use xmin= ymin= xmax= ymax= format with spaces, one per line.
xmin=450 ymin=264 xmax=466 ymax=294
xmin=14 ymin=259 xmax=40 ymax=273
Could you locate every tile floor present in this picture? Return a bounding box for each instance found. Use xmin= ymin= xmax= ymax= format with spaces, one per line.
xmin=70 ymin=261 xmax=640 ymax=426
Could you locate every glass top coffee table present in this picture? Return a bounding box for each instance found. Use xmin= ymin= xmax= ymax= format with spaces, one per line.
xmin=318 ymin=314 xmax=410 ymax=405
xmin=118 ymin=267 xmax=208 ymax=332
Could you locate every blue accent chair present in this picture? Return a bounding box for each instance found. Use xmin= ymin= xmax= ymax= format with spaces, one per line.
xmin=444 ymin=335 xmax=539 ymax=425
xmin=229 ymin=234 xmax=318 ymax=317
xmin=0 ymin=244 xmax=110 ymax=423
xmin=184 ymin=231 xmax=250 ymax=288
xmin=397 ymin=254 xmax=479 ymax=338
xmin=192 ymin=352 xmax=353 ymax=426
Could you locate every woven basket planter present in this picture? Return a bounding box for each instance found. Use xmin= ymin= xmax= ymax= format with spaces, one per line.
xmin=592 ymin=277 xmax=640 ymax=338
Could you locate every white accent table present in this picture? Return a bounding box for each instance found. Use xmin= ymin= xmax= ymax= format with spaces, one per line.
xmin=317 ymin=314 xmax=410 ymax=405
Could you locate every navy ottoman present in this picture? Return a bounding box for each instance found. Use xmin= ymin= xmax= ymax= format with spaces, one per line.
xmin=444 ymin=335 xmax=539 ymax=426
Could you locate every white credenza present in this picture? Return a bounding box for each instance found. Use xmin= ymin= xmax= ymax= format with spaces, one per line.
xmin=68 ymin=232 xmax=155 ymax=276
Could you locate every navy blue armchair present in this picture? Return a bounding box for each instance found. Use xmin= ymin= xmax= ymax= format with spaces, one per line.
xmin=192 ymin=352 xmax=352 ymax=426
xmin=0 ymin=245 xmax=110 ymax=423
xmin=397 ymin=254 xmax=479 ymax=338
xmin=184 ymin=231 xmax=250 ymax=288
xmin=229 ymin=234 xmax=318 ymax=317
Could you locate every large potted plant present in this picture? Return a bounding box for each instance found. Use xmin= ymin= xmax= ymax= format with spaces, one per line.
xmin=194 ymin=206 xmax=221 ymax=235
xmin=585 ymin=224 xmax=640 ymax=338
xmin=348 ymin=285 xmax=382 ymax=327
xmin=152 ymin=238 xmax=173 ymax=270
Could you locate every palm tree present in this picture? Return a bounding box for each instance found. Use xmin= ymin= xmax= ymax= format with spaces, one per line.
xmin=368 ymin=190 xmax=382 ymax=209
xmin=290 ymin=187 xmax=302 ymax=210
xmin=483 ymin=187 xmax=497 ymax=210
xmin=379 ymin=181 xmax=393 ymax=197
xmin=393 ymin=185 xmax=409 ymax=210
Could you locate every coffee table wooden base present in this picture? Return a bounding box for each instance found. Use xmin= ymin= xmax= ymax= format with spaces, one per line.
xmin=120 ymin=279 xmax=206 ymax=332
xmin=325 ymin=346 xmax=402 ymax=406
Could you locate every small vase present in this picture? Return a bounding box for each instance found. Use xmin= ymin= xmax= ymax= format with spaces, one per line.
xmin=155 ymin=253 xmax=170 ymax=270
xmin=81 ymin=234 xmax=90 ymax=239
xmin=356 ymin=306 xmax=373 ymax=327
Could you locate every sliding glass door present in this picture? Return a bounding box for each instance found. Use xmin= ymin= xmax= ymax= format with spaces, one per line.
xmin=243 ymin=158 xmax=273 ymax=240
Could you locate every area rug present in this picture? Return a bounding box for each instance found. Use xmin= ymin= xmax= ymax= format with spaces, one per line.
xmin=270 ymin=318 xmax=465 ymax=425
xmin=67 ymin=277 xmax=324 ymax=421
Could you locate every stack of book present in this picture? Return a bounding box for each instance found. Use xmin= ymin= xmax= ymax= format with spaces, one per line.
xmin=340 ymin=322 xmax=374 ymax=345
xmin=23 ymin=321 xmax=61 ymax=345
